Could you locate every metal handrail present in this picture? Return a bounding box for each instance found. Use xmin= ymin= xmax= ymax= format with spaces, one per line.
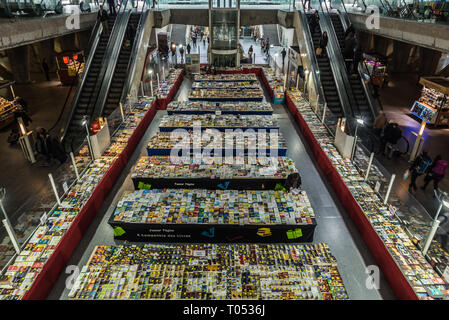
xmin=92 ymin=1 xmax=132 ymax=118
xmin=61 ymin=19 xmax=102 ymax=143
xmin=118 ymin=4 xmax=149 ymax=110
xmin=316 ymin=0 xmax=356 ymax=133
xmin=297 ymin=1 xmax=326 ymax=107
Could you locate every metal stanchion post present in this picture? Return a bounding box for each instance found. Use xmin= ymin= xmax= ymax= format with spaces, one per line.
xmin=364 ymin=152 xmax=375 ymax=181
xmin=321 ymin=103 xmax=327 ymax=124
xmin=70 ymin=152 xmax=80 ymax=181
xmin=383 ymin=174 xmax=396 ymax=205
xmin=119 ymin=102 xmax=125 ymax=122
xmin=48 ymin=173 xmax=61 ymax=206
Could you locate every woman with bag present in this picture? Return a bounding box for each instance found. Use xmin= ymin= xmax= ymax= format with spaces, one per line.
xmin=421 ymin=155 xmax=448 ymax=193
xmin=317 ymin=31 xmax=328 ymax=56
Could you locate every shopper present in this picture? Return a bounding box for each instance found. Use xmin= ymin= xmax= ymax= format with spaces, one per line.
xmin=187 ymin=43 xmax=191 ymax=55
xmin=179 ymin=46 xmax=185 ymax=63
xmin=408 ymin=151 xmax=432 ymax=192
xmin=35 ymin=128 xmax=52 ymax=165
xmin=248 ymin=45 xmax=254 ymax=63
xmin=107 ymin=0 xmax=116 ymax=15
xmin=309 ymin=11 xmax=319 ymax=35
xmin=192 ymin=34 xmax=197 ymax=48
xmin=318 ymin=31 xmax=328 ymax=56
xmin=127 ymin=24 xmax=136 ymax=46
xmin=285 ymin=172 xmax=302 ymax=191
xmin=203 ymin=35 xmax=206 ymax=47
xmin=260 ymin=37 xmax=265 ymax=53
xmin=7 ymin=128 xmax=19 ymax=145
xmin=42 ymin=58 xmax=50 ymax=81
xmin=373 ymin=110 xmax=387 ymax=137
xmin=281 ymin=47 xmax=287 ymax=70
xmin=265 ymin=38 xmax=270 ymax=56
xmin=344 ymin=23 xmax=355 ymax=39
xmin=14 ymin=96 xmax=28 ymax=112
xmin=343 ymin=34 xmax=356 ymax=60
xmin=380 ymin=121 xmax=401 ymax=155
xmin=421 ymin=155 xmax=448 ymax=193
xmin=50 ymin=135 xmax=68 ymax=165
xmin=352 ymin=44 xmax=363 ymax=75
xmin=97 ymin=5 xmax=109 ymax=35
xmin=436 ymin=212 xmax=449 ymax=250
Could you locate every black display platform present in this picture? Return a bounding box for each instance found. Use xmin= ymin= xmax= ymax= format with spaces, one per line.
xmin=108 ymin=219 xmax=317 ymax=243
xmin=167 ymin=110 xmax=273 ymax=115
xmin=146 ymin=147 xmax=287 ymax=157
xmin=159 ymin=126 xmax=280 ymax=132
xmin=131 ymin=177 xmax=286 ymax=190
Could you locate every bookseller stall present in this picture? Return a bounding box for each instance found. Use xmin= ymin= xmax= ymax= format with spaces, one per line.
xmin=146 ymin=131 xmax=287 ymax=156
xmin=0 ymin=97 xmax=158 ymax=300
xmin=167 ymin=101 xmax=273 ymax=115
xmin=55 ymin=51 xmax=85 ymax=85
xmin=108 ymin=189 xmax=316 ymax=243
xmin=409 ymin=77 xmax=449 ymax=126
xmin=130 ymin=156 xmax=296 ymax=190
xmin=68 ymin=243 xmax=348 ymax=300
xmin=0 ymin=80 xmax=16 ymax=129
xmin=155 ymin=68 xmax=184 ymax=110
xmin=284 ymin=88 xmax=449 ymax=300
xmin=158 ymin=114 xmax=279 ymax=132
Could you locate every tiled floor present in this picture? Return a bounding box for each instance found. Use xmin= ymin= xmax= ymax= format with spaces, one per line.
xmin=49 ymin=73 xmax=395 ymax=300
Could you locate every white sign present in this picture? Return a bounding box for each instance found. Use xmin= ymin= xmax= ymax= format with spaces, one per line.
xmin=40 ymin=213 xmax=48 ymax=225
xmin=375 ymin=181 xmax=381 ymax=193
xmin=443 ymin=266 xmax=449 ymax=283
xmin=215 ymin=110 xmax=221 ymax=116
xmin=63 ymin=182 xmax=69 ymax=193
xmin=193 ymin=250 xmax=206 ymax=257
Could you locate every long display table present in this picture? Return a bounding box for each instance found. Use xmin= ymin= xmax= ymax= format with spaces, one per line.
xmin=146 ymin=147 xmax=287 ymax=157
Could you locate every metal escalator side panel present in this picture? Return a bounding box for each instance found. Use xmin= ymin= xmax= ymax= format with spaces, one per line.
xmin=118 ymin=10 xmax=149 ymax=113
xmin=92 ymin=9 xmax=133 ymax=120
xmin=317 ymin=7 xmax=357 ymax=133
xmin=61 ymin=20 xmax=102 ymax=144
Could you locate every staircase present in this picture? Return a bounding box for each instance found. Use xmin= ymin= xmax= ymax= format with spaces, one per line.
xmin=262 ymin=24 xmax=280 ymax=46
xmin=170 ymin=24 xmax=187 ymax=46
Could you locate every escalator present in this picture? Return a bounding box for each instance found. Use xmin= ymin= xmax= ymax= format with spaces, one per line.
xmin=306 ymin=14 xmax=344 ymax=119
xmin=62 ymin=14 xmax=117 ymax=150
xmin=329 ymin=12 xmax=374 ymax=124
xmin=101 ymin=12 xmax=142 ymax=116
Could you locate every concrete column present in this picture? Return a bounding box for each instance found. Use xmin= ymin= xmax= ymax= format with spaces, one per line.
xmin=77 ymin=30 xmax=92 ymax=52
xmin=418 ymin=47 xmax=442 ymax=76
xmin=59 ymin=34 xmax=77 ymax=52
xmin=392 ymin=40 xmax=414 ymax=73
xmin=7 ymin=45 xmax=30 ymax=84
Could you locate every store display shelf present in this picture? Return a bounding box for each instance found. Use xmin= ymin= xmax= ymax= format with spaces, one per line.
xmin=146 ymin=148 xmax=287 ymax=157
xmin=283 ymin=89 xmax=449 ymax=300
xmin=131 ymin=177 xmax=287 ymax=191
xmin=188 ymin=97 xmax=264 ymax=102
xmin=68 ymin=243 xmax=348 ymax=300
xmin=193 ymin=74 xmax=258 ymax=82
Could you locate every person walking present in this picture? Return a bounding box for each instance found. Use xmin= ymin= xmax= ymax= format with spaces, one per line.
xmin=344 ymin=23 xmax=355 ymax=39
xmin=42 ymin=58 xmax=50 ymax=81
xmin=179 ymin=45 xmax=185 ymax=63
xmin=265 ymin=38 xmax=270 ymax=56
xmin=97 ymin=5 xmax=109 ymax=35
xmin=35 ymin=128 xmax=52 ymax=166
xmin=421 ymin=155 xmax=448 ymax=193
xmin=260 ymin=37 xmax=265 ymax=53
xmin=107 ymin=0 xmax=116 ymax=15
xmin=14 ymin=96 xmax=28 ymax=113
xmin=192 ymin=34 xmax=197 ymax=48
xmin=187 ymin=43 xmax=191 ymax=55
xmin=408 ymin=151 xmax=432 ymax=192
xmin=281 ymin=47 xmax=287 ymax=71
xmin=248 ymin=45 xmax=253 ymax=63
xmin=203 ymin=35 xmax=206 ymax=47
xmin=50 ymin=135 xmax=67 ymax=165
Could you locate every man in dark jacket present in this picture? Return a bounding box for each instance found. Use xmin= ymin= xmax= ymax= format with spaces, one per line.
xmin=281 ymin=47 xmax=287 ymax=71
xmin=408 ymin=151 xmax=432 ymax=192
xmin=97 ymin=5 xmax=109 ymax=35
xmin=187 ymin=43 xmax=191 ymax=55
xmin=107 ymin=0 xmax=116 ymax=15
xmin=42 ymin=58 xmax=50 ymax=81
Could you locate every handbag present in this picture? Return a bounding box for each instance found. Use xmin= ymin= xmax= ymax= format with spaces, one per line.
xmin=316 ymin=47 xmax=322 ymax=56
xmin=403 ymin=169 xmax=409 ymax=180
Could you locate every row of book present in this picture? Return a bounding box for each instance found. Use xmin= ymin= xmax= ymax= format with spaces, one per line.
xmin=68 ymin=243 xmax=348 ymax=300
xmin=130 ymin=156 xmax=297 ymax=179
xmin=146 ymin=130 xmax=287 ymax=151
xmin=167 ymin=101 xmax=273 ymax=113
xmin=193 ymin=74 xmax=258 ymax=82
xmin=288 ymin=89 xmax=449 ymax=300
xmin=158 ymin=114 xmax=279 ymax=129
xmin=111 ymin=189 xmax=315 ymax=225
xmin=0 ymin=98 xmax=156 ymax=300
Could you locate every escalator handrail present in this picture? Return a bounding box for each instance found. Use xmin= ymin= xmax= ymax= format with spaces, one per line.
xmin=297 ymin=1 xmax=326 ymax=107
xmin=61 ymin=19 xmax=102 ymax=143
xmin=336 ymin=2 xmax=380 ymax=118
xmin=92 ymin=6 xmax=132 ymax=118
xmin=316 ymin=0 xmax=356 ymax=133
xmin=119 ymin=6 xmax=149 ymax=108
xmin=86 ymin=0 xmax=130 ymax=122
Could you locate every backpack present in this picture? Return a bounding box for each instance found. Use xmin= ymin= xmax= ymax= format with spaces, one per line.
xmin=432 ymin=160 xmax=448 ymax=176
xmin=417 ymin=157 xmax=432 ymax=175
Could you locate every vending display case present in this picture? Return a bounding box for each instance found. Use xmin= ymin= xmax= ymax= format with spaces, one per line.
xmin=410 ymin=77 xmax=449 ymax=126
xmin=55 ymin=51 xmax=85 ymax=85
